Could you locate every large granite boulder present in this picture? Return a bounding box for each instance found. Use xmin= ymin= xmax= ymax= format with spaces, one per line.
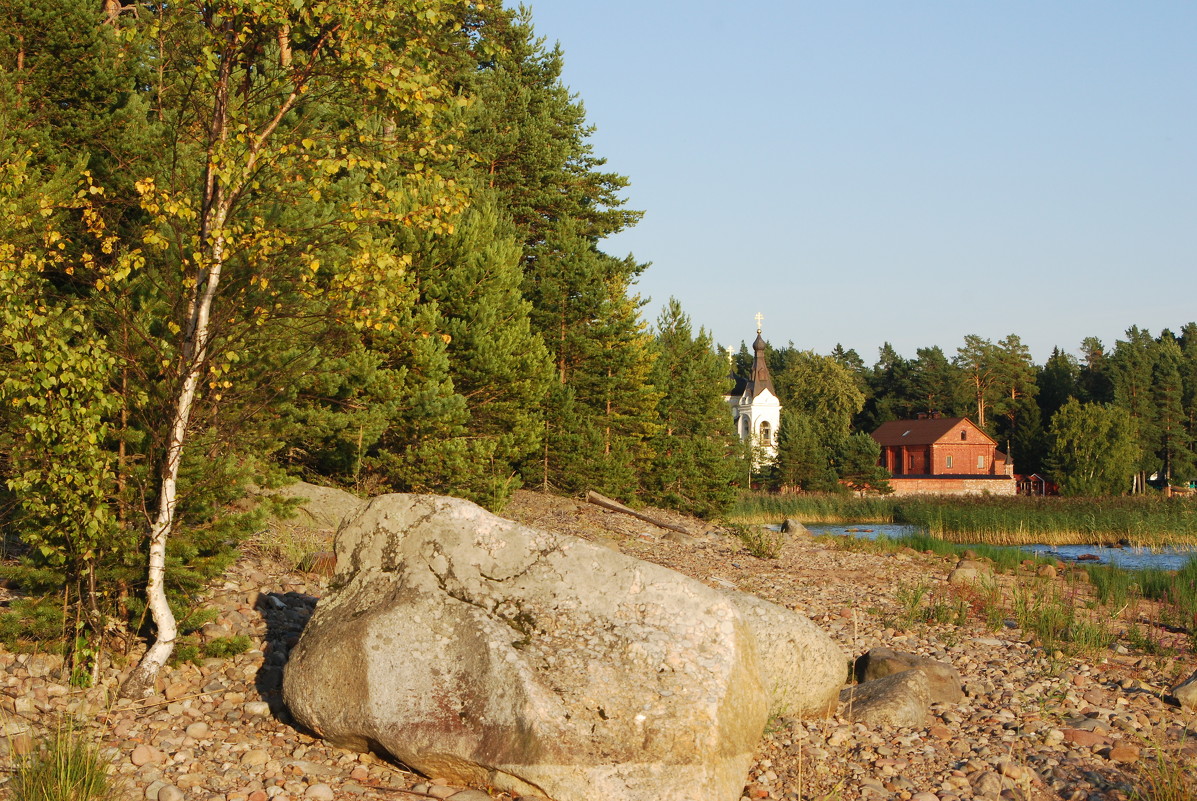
xmin=283 ymin=494 xmax=844 ymax=801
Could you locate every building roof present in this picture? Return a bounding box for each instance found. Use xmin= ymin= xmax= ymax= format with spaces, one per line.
xmin=742 ymin=332 xmax=777 ymax=400
xmin=871 ymin=417 xmax=996 ymax=447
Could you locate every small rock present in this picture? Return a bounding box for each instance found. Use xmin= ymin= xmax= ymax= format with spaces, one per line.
xmin=854 ymin=647 xmax=964 ymax=704
xmin=132 ymin=744 xmax=165 ymax=766
xmin=1062 ymin=729 xmax=1107 ymax=748
xmin=241 ymin=749 xmax=270 ymax=767
xmin=928 ymin=725 xmax=952 ymax=740
xmin=145 ymin=780 xmax=167 ymax=801
xmin=244 ymin=701 xmax=272 ymax=717
xmin=185 ymin=722 xmax=211 ymax=739
xmin=159 ymin=786 xmax=185 ymax=801
xmin=972 ymin=771 xmax=1003 ymax=796
xmin=304 ymin=784 xmax=335 ymax=801
xmin=447 ymin=792 xmax=493 ymax=801
xmin=1108 ymin=743 xmax=1140 ymax=763
xmin=840 ymin=669 xmax=931 ymax=728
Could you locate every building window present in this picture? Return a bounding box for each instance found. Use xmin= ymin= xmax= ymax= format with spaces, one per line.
xmin=977 ymin=454 xmax=985 ymax=469
xmin=960 ymin=430 xmax=967 ymax=441
xmin=759 ymin=420 xmax=772 ymax=444
xmin=945 ymin=455 xmax=953 ymax=469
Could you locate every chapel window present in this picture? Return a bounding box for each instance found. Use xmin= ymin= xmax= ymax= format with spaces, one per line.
xmin=759 ymin=421 xmax=772 ymax=443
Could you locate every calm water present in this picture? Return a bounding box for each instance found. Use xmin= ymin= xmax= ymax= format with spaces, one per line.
xmin=800 ymin=523 xmax=1197 ymax=572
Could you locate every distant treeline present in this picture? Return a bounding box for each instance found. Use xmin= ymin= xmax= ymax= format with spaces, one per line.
xmin=737 ymin=328 xmax=1197 ymax=497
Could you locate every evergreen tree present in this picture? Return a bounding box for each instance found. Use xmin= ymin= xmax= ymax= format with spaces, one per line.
xmin=955 ymin=335 xmax=1001 ymax=430
xmin=1037 ymin=347 xmax=1080 ymax=423
xmin=858 ymin=343 xmax=915 ymax=431
xmin=1077 ymin=336 xmax=1114 ymax=403
xmin=553 ymin=274 xmax=659 ymax=499
xmin=643 ymin=299 xmax=740 ymax=517
xmin=377 ymin=194 xmax=554 ymax=508
xmin=772 ymin=409 xmax=839 ymax=493
xmin=1177 ymin=322 xmax=1197 ymax=469
xmin=833 ymin=433 xmax=893 ymax=495
xmin=1108 ymin=326 xmax=1158 ymax=491
xmin=988 ymin=334 xmax=1041 ymax=471
xmin=460 ymin=11 xmax=653 ymax=499
xmin=910 ymin=346 xmax=968 ymax=418
xmin=1151 ymin=337 xmax=1195 ymax=485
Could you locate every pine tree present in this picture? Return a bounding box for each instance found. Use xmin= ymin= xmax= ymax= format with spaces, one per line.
xmin=772 ymin=409 xmax=838 ymax=493
xmin=644 ymin=299 xmax=740 ymax=517
xmin=385 ymin=193 xmax=554 ymax=508
xmin=551 ymin=273 xmax=659 ymax=500
xmin=910 ymin=346 xmax=968 ymax=419
xmin=460 ymin=10 xmax=655 ymax=499
xmin=1151 ymin=337 xmax=1195 ymax=485
xmin=1109 ymin=327 xmax=1159 ymax=491
xmin=834 ymin=433 xmax=893 ymax=495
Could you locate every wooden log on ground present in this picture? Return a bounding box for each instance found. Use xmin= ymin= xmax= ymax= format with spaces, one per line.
xmin=584 ymin=490 xmax=692 ymax=536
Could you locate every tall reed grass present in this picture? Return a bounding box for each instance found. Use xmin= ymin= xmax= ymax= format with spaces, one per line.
xmin=731 ymin=492 xmax=1197 ymax=547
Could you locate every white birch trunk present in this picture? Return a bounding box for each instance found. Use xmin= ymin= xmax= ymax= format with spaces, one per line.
xmin=121 ymin=47 xmax=232 ymax=694
xmin=120 ymin=13 xmax=320 ymax=698
xmin=120 ymin=229 xmax=226 ymax=697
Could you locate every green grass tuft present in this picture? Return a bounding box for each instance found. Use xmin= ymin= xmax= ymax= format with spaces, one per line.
xmin=9 ymin=721 xmax=115 ymax=801
xmin=729 ymin=524 xmax=784 ymax=559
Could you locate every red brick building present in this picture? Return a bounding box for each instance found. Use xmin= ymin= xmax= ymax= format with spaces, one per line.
xmin=871 ymin=417 xmax=1016 ymax=496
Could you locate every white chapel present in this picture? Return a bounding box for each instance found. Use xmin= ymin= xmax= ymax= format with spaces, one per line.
xmin=726 ymin=316 xmax=782 ymax=463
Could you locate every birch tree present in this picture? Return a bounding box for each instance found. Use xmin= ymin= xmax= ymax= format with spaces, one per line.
xmin=120 ymin=0 xmax=468 ymax=697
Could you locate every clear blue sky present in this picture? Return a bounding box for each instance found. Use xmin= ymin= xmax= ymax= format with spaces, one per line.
xmin=522 ymin=1 xmax=1196 ymax=364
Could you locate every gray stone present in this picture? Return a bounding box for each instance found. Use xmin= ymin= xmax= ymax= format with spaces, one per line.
xmin=285 ymin=494 xmax=844 ymax=801
xmin=839 ymin=669 xmax=931 ymax=728
xmin=781 ymin=519 xmax=812 ymax=540
xmin=269 ymin=481 xmax=367 ymax=532
xmin=1170 ymin=669 xmax=1197 ymax=710
xmin=185 ymin=722 xmax=210 ymax=739
xmin=243 ymin=701 xmax=272 ymax=717
xmin=854 ymin=647 xmax=964 ymax=704
xmin=948 ymin=559 xmax=991 ymax=586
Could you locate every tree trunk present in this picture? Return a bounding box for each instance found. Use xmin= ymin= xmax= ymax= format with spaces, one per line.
xmin=121 ymin=43 xmax=234 ymax=698
xmin=120 ymin=235 xmax=226 ymax=697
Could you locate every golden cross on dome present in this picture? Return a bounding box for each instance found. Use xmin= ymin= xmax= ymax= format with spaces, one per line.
xmin=754 ymin=312 xmax=764 ymax=333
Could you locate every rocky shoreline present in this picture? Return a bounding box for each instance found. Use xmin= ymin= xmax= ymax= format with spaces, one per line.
xmin=3 ymin=489 xmax=1195 ymax=801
